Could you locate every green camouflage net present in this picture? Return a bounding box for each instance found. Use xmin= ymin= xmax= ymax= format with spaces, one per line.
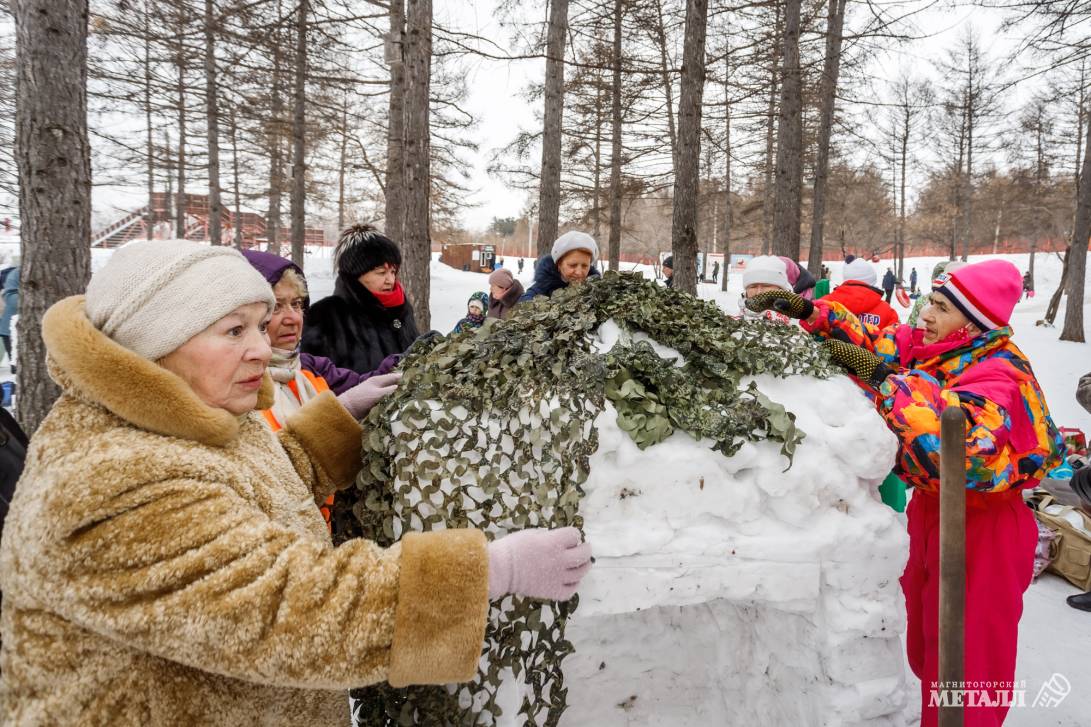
xmin=341 ymin=272 xmax=836 ymax=726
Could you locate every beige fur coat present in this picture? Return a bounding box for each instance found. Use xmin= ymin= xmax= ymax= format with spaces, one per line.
xmin=0 ymin=296 xmax=489 ymax=726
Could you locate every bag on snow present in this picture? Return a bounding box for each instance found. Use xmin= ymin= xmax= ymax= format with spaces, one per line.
xmin=1027 ymin=491 xmax=1091 ymax=591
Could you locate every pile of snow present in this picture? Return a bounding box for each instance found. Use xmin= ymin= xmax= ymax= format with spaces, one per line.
xmin=385 ymin=316 xmax=908 ymax=725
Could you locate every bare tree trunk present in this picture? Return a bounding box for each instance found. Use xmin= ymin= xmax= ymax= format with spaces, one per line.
xmin=267 ymin=0 xmax=284 ymax=254
xmin=592 ymin=70 xmax=604 ymax=242
xmin=806 ymin=0 xmax=845 ymax=278
xmin=175 ymin=15 xmax=187 ymax=238
xmin=144 ymin=1 xmax=156 ymax=238
xmin=607 ymin=0 xmax=623 ymax=271
xmin=1061 ymin=105 xmax=1091 ymax=342
xmin=898 ymin=107 xmax=909 ymax=279
xmin=669 ymin=0 xmax=707 ymax=294
xmin=652 ymin=0 xmax=677 ymax=174
xmin=538 ymin=0 xmax=569 ymax=255
xmin=402 ymin=0 xmax=432 ymax=329
xmin=289 ymin=0 xmax=307 ymax=265
xmin=762 ymin=1 xmax=781 ymax=255
xmin=204 ymin=0 xmax=223 ymax=246
xmin=721 ymin=44 xmax=732 ymax=293
xmin=1046 ymin=248 xmax=1069 ymax=325
xmin=12 ymin=0 xmax=93 ymax=434
xmin=384 ymin=0 xmax=406 ymax=241
xmin=772 ymin=0 xmax=802 ymax=260
xmin=230 ymin=104 xmax=242 ymax=249
xmin=338 ymin=93 xmax=348 ymax=230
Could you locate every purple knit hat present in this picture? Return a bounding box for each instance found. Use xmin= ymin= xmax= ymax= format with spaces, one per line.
xmin=240 ymin=249 xmax=303 ymax=287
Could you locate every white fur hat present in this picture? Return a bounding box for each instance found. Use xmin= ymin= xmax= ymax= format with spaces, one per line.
xmin=742 ymin=255 xmax=791 ymax=291
xmin=551 ymin=231 xmax=599 ymax=265
xmin=85 ymin=240 xmax=275 ymax=360
xmin=842 ymin=258 xmax=878 ymax=286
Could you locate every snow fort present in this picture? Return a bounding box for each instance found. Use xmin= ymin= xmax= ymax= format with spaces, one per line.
xmin=340 ymin=272 xmax=909 ymax=726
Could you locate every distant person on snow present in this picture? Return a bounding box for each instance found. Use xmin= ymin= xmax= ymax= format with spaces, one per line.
xmin=518 ymin=258 xmax=525 ymax=274
xmin=661 ymin=256 xmax=674 ymax=288
xmin=909 ymin=267 xmax=918 ymax=294
xmin=302 ymin=224 xmax=421 ymax=373
xmin=738 ymin=256 xmax=794 ymax=326
xmin=711 ymin=260 xmax=720 ymax=283
xmin=822 ymin=257 xmax=899 ymax=330
xmin=487 ymin=268 xmax=525 ymax=320
xmin=882 ymin=267 xmax=897 ymax=303
xmin=521 ymin=231 xmax=601 ymax=301
xmin=452 ymin=292 xmax=489 ymax=334
xmin=1022 ymin=270 xmax=1034 ymax=299
xmin=0 ymin=257 xmax=18 ymax=373
xmin=747 ymin=259 xmax=1063 ymax=727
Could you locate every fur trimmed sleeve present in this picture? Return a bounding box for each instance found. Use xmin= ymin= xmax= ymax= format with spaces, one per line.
xmin=278 ymin=391 xmax=363 ymax=503
xmin=39 ymin=473 xmax=490 ymax=690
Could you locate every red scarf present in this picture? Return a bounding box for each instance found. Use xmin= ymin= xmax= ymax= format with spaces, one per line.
xmin=373 ymin=281 xmax=406 ymax=308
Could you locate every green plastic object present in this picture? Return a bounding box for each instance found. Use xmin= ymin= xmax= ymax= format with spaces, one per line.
xmin=879 ymin=471 xmax=908 ymax=512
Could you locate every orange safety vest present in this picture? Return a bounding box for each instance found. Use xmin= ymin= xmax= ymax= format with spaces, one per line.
xmin=261 ymin=370 xmax=336 ymax=529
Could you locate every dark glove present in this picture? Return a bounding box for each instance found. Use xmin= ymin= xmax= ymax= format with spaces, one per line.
xmin=744 ymin=290 xmax=815 ymax=320
xmin=822 ymin=340 xmax=895 ymax=388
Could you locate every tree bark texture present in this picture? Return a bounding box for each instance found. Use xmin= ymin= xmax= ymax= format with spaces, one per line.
xmin=175 ymin=18 xmax=188 ymax=239
xmin=806 ymin=0 xmax=845 ymax=278
xmin=537 ymin=0 xmax=569 ymax=256
xmin=607 ymin=0 xmax=624 ymax=271
xmin=12 ymin=0 xmax=93 ymax=435
xmin=771 ymin=0 xmax=802 ymax=261
xmin=762 ymin=1 xmax=781 ymax=256
xmin=144 ymin=2 xmax=156 ymax=238
xmin=204 ymin=0 xmax=223 ymax=246
xmin=338 ymin=94 xmax=348 ymax=231
xmin=722 ymin=46 xmax=732 ymax=293
xmin=1061 ymin=106 xmax=1091 ymax=342
xmin=402 ymin=0 xmax=432 ymax=329
xmin=230 ymin=105 xmax=242 ymax=249
xmin=669 ymin=0 xmax=707 ymax=294
xmin=384 ymin=0 xmax=406 ymax=243
xmin=289 ymin=0 xmax=308 ymax=266
xmin=267 ymin=0 xmax=284 ymax=254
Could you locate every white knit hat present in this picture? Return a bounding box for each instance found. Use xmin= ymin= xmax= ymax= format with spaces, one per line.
xmin=551 ymin=231 xmax=599 ymax=265
xmin=85 ymin=240 xmax=276 ymax=360
xmin=842 ymin=258 xmax=878 ymax=286
xmin=742 ymin=255 xmax=791 ymax=291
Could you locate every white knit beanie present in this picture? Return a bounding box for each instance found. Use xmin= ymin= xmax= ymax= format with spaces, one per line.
xmin=742 ymin=255 xmax=791 ymax=291
xmin=85 ymin=240 xmax=276 ymax=361
xmin=842 ymin=258 xmax=878 ymax=286
xmin=551 ymin=231 xmax=599 ymax=265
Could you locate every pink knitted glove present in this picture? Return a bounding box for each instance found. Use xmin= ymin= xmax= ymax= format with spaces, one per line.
xmin=487 ymin=527 xmax=593 ymax=601
xmin=336 ymin=372 xmax=402 ymax=419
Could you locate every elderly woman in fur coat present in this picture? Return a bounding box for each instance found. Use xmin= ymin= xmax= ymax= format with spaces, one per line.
xmin=0 ymin=241 xmax=592 ymax=726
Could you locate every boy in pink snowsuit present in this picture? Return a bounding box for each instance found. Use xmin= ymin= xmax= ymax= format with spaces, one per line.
xmin=746 ymin=260 xmax=1063 ymax=726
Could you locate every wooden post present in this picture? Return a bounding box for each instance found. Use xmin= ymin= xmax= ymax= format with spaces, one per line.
xmin=938 ymin=406 xmax=966 ymax=727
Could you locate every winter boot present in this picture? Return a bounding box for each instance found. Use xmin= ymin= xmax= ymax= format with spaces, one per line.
xmin=1067 ymin=591 xmax=1091 ymax=612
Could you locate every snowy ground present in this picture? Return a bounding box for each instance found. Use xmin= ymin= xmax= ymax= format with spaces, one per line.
xmin=0 ymin=236 xmax=1086 ymax=724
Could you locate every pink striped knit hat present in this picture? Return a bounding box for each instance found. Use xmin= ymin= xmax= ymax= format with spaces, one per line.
xmin=932 ymin=259 xmax=1022 ymax=331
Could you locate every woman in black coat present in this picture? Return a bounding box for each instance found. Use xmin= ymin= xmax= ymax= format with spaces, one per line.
xmin=302 ymin=224 xmax=420 ymax=372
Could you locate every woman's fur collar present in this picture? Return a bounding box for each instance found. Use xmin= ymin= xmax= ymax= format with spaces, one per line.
xmin=42 ymin=296 xmax=274 ymax=447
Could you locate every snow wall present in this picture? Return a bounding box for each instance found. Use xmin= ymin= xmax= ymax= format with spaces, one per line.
xmin=390 ymin=320 xmax=909 ymax=726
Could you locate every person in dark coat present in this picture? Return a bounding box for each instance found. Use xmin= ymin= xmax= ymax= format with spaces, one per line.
xmin=487 ymin=268 xmax=525 ymax=320
xmin=881 ymin=267 xmax=897 ymax=303
xmin=711 ymin=260 xmax=720 ymax=283
xmin=909 ymin=267 xmax=918 ymax=294
xmin=661 ymin=255 xmax=675 ymax=288
xmin=521 ymin=231 xmax=601 ymax=301
xmin=302 ymin=224 xmax=421 ymax=372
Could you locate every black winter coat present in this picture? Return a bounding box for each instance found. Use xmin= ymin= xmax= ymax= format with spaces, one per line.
xmin=301 ymin=274 xmax=420 ymax=373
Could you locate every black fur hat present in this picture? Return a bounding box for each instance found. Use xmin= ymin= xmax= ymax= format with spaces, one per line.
xmin=335 ymin=224 xmax=402 ymax=278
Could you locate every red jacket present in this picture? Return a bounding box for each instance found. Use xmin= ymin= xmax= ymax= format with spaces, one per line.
xmin=822 ymin=281 xmax=899 ymax=329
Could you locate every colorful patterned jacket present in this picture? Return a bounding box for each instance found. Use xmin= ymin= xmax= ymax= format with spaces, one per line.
xmin=803 ymin=300 xmax=1063 ymax=494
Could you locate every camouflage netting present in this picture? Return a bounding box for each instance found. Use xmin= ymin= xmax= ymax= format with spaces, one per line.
xmin=338 ymin=272 xmax=837 ymax=726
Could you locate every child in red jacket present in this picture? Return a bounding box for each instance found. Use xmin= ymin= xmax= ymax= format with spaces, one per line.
xmin=747 ymin=259 xmax=1063 ymax=727
xmin=823 ymin=257 xmax=900 ymax=329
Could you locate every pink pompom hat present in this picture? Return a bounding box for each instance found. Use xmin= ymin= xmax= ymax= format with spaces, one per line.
xmin=932 ymin=259 xmax=1023 ymax=331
